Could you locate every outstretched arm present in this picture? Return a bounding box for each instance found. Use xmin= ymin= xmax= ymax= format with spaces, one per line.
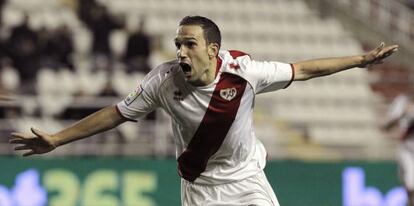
xmin=292 ymin=42 xmax=398 ymax=81
xmin=9 ymin=105 xmax=127 ymax=156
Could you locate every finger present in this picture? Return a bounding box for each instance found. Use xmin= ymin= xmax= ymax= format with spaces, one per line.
xmin=10 ymin=134 xmax=36 ymax=143
xmin=375 ymin=42 xmax=385 ymax=54
xmin=23 ymin=150 xmax=35 ymax=157
xmin=9 ymin=135 xmax=23 ymax=141
xmin=384 ymin=52 xmax=393 ymax=58
xmin=380 ymin=45 xmax=398 ymax=56
xmin=375 ymin=46 xmax=397 ymax=59
xmin=370 ymin=44 xmax=383 ymax=57
xmin=14 ymin=145 xmax=31 ymax=151
xmin=378 ymin=49 xmax=396 ymax=59
xmin=9 ymin=138 xmax=29 ymax=144
xmin=379 ymin=51 xmax=392 ymax=59
xmin=10 ymin=132 xmax=28 ymax=138
xmin=383 ymin=45 xmax=398 ymax=53
xmin=388 ymin=47 xmax=398 ymax=54
xmin=388 ymin=45 xmax=399 ymax=51
xmin=31 ymin=127 xmax=46 ymax=138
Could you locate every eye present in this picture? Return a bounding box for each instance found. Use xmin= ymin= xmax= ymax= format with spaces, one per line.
xmin=186 ymin=42 xmax=196 ymax=48
xmin=175 ymin=42 xmax=181 ymax=49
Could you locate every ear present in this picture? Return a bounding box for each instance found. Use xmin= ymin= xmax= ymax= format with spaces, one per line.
xmin=208 ymin=43 xmax=219 ymax=59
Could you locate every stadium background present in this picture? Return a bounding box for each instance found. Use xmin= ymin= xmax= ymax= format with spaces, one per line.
xmin=0 ymin=0 xmax=413 ymax=205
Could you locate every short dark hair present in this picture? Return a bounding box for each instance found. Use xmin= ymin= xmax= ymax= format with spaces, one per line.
xmin=179 ymin=16 xmax=221 ymax=49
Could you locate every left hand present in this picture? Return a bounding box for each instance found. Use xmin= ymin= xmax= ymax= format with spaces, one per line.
xmin=9 ymin=128 xmax=58 ymax=156
xmin=361 ymin=42 xmax=398 ymax=67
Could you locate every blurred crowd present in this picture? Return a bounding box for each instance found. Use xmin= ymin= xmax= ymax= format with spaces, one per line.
xmin=0 ymin=0 xmax=183 ymax=130
xmin=0 ymin=0 xmax=174 ymax=148
xmin=0 ymin=0 xmax=163 ymax=96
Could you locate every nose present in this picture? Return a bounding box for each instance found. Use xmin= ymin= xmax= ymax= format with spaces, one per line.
xmin=177 ymin=46 xmax=188 ymax=59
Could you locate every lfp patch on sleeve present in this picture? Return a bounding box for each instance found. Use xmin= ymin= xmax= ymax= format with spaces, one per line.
xmin=124 ymin=85 xmax=143 ymax=106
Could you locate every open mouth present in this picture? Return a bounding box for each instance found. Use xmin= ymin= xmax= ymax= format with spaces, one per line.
xmin=179 ymin=63 xmax=192 ymax=78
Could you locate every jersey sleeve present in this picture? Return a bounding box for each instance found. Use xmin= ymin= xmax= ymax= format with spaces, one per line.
xmin=236 ymin=56 xmax=294 ymax=94
xmin=116 ymin=69 xmax=161 ymax=121
xmin=387 ymin=94 xmax=409 ymax=120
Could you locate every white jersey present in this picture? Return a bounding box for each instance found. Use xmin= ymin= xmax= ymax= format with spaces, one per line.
xmin=388 ymin=95 xmax=414 ymax=141
xmin=117 ymin=50 xmax=294 ymax=185
xmin=389 ymin=95 xmax=414 ymax=190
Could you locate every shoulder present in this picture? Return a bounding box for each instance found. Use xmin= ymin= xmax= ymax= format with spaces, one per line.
xmin=220 ymin=50 xmax=252 ymax=69
xmin=228 ymin=50 xmax=251 ymax=59
xmin=219 ymin=49 xmax=253 ymax=75
xmin=219 ymin=50 xmax=251 ymax=62
xmin=151 ymin=59 xmax=180 ymax=77
xmin=142 ymin=59 xmax=181 ymax=87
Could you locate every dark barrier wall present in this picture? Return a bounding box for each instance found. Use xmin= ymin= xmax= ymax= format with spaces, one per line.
xmin=0 ymin=157 xmax=405 ymax=206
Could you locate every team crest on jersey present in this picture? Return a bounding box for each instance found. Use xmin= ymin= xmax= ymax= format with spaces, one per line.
xmin=124 ymin=85 xmax=143 ymax=106
xmin=220 ymin=87 xmax=237 ymax=101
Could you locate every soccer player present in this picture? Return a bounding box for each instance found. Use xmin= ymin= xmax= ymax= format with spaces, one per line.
xmin=384 ymin=94 xmax=414 ymax=206
xmin=10 ymin=16 xmax=398 ymax=205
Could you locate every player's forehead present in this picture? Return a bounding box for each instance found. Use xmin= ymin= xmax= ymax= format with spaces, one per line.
xmin=175 ymin=25 xmax=205 ymax=42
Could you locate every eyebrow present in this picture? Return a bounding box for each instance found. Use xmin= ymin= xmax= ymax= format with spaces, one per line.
xmin=174 ymin=37 xmax=197 ymax=42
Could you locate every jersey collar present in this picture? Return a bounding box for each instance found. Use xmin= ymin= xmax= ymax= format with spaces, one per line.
xmin=215 ymin=56 xmax=222 ymax=78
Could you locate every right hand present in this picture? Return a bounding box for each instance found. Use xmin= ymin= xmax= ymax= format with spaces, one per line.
xmin=361 ymin=42 xmax=398 ymax=67
xmin=9 ymin=128 xmax=58 ymax=156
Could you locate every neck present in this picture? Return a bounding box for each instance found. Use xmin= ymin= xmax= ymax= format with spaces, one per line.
xmin=190 ymin=58 xmax=218 ymax=87
xmin=206 ymin=57 xmax=218 ymax=82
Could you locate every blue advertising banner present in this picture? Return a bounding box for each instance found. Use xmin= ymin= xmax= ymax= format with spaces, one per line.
xmin=0 ymin=157 xmax=405 ymax=206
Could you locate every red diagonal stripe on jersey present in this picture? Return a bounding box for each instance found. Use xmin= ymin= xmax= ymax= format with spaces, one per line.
xmin=177 ymin=73 xmax=247 ymax=182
